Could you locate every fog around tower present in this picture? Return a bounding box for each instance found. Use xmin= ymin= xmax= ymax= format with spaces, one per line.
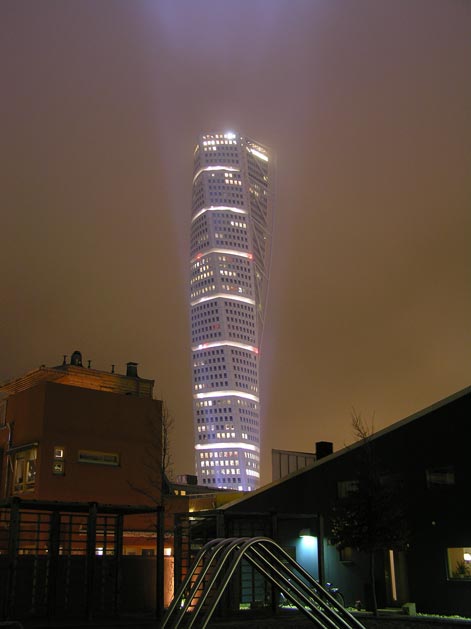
xmin=1 ymin=0 xmax=469 ymax=483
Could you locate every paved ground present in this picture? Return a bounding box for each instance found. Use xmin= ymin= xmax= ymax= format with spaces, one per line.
xmin=10 ymin=611 xmax=471 ymax=629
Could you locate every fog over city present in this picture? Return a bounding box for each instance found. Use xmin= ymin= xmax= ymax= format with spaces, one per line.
xmin=1 ymin=0 xmax=469 ymax=483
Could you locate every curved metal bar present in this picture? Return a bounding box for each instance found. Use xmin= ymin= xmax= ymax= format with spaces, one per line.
xmin=243 ymin=549 xmax=331 ymax=629
xmin=187 ymin=538 xmax=250 ymax=628
xmin=246 ymin=544 xmax=350 ymax=629
xmin=165 ymin=536 xmax=366 ymax=629
xmin=162 ymin=537 xmax=241 ymax=628
xmin=252 ymin=540 xmax=362 ymax=629
xmin=255 ymin=538 xmax=365 ymax=629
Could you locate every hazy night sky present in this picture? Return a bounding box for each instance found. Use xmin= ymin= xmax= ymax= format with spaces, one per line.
xmin=1 ymin=0 xmax=470 ymax=484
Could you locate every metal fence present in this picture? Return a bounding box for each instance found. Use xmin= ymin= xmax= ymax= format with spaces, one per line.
xmin=0 ymin=498 xmax=162 ymax=621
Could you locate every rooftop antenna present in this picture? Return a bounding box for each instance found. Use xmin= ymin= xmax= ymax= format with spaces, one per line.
xmin=87 ymin=360 xmax=92 ymax=369
xmin=62 ymin=355 xmax=67 ymax=365
xmin=111 ymin=364 xmax=115 ymax=374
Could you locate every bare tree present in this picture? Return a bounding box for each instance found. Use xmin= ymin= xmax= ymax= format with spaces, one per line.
xmin=128 ymin=400 xmax=175 ymax=504
xmin=330 ymin=410 xmax=408 ymax=614
xmin=161 ymin=401 xmax=174 ymax=482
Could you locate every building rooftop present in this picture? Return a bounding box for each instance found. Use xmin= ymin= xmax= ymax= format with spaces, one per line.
xmin=0 ymin=350 xmax=154 ymax=399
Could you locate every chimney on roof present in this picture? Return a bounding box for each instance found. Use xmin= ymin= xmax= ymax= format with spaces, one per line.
xmin=315 ymin=441 xmax=333 ymax=460
xmin=70 ymin=351 xmax=83 ymax=367
xmin=126 ymin=362 xmax=139 ymax=378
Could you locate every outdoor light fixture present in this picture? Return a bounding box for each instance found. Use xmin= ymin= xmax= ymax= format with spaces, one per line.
xmin=299 ymin=528 xmax=313 ymax=538
xmin=464 ymin=553 xmax=471 ymax=561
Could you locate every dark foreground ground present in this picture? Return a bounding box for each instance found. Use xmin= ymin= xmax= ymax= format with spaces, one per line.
xmin=3 ymin=610 xmax=471 ymax=629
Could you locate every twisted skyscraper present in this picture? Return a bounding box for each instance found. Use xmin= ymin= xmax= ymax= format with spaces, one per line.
xmin=190 ymin=132 xmax=274 ymax=491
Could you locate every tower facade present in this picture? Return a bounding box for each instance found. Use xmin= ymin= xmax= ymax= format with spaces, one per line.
xmin=190 ymin=131 xmax=274 ymax=491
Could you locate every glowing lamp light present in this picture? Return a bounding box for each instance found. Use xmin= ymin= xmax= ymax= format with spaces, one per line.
xmin=225 ymin=132 xmax=236 ymax=140
xmin=248 ymin=147 xmax=269 ymax=162
xmin=299 ymin=529 xmax=317 ymax=550
xmin=464 ymin=553 xmax=471 ymax=561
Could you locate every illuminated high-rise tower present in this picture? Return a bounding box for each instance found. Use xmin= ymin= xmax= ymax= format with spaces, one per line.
xmin=190 ymin=131 xmax=274 ymax=491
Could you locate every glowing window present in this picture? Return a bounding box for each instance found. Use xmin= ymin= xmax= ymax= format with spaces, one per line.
xmin=447 ymin=548 xmax=471 ymax=579
xmin=54 ymin=446 xmax=65 ymax=459
xmin=13 ymin=448 xmax=37 ymax=493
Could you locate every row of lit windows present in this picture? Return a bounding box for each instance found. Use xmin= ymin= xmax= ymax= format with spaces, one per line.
xmin=202 ymin=137 xmax=238 ymax=146
xmin=194 ymin=397 xmax=256 ymax=409
xmin=191 ymin=268 xmax=212 ymax=281
xmin=201 ymin=478 xmax=243 ymax=488
xmin=200 ymin=466 xmax=240 ymax=476
xmin=191 ymin=284 xmax=216 ymax=299
xmin=198 ymin=450 xmax=240 ymax=459
xmin=244 ymin=452 xmax=260 ymax=461
xmin=195 ymin=399 xmax=232 ymax=409
xmin=199 ymin=428 xmax=237 ymax=440
xmin=219 ymin=265 xmax=251 ymax=278
xmin=190 ymin=272 xmax=214 ymax=287
xmin=222 ymin=282 xmax=251 ymax=292
xmin=197 ymin=419 xmax=234 ymax=428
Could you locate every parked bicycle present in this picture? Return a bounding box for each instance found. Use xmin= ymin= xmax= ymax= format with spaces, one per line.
xmin=325 ymin=582 xmax=345 ymax=607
